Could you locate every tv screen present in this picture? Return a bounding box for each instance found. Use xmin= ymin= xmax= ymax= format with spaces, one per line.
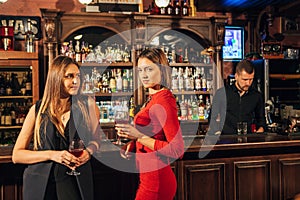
xmin=222 ymin=26 xmax=244 ymax=61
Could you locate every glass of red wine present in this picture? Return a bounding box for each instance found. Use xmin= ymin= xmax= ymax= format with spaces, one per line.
xmin=66 ymin=139 xmax=84 ymax=176
xmin=114 ymin=110 xmax=129 ymax=146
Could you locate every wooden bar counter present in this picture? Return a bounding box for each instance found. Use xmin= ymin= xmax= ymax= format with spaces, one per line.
xmin=1 ymin=133 xmax=300 ymax=200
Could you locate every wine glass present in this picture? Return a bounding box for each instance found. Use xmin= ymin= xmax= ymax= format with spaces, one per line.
xmin=114 ymin=110 xmax=129 ymax=146
xmin=66 ymin=139 xmax=84 ymax=176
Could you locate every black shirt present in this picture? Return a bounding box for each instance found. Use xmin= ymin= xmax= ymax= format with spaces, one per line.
xmin=209 ymin=83 xmax=266 ymax=134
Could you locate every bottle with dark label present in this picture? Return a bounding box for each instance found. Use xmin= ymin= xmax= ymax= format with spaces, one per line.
xmin=20 ymin=73 xmax=27 ymax=95
xmin=174 ymin=0 xmax=181 ymax=16
xmin=166 ymin=0 xmax=174 ymax=15
xmin=25 ymin=19 xmax=35 ymax=53
xmin=0 ymin=73 xmax=5 ymax=96
xmin=182 ymin=0 xmax=189 ymax=16
xmin=5 ymin=73 xmax=12 ymax=96
xmin=25 ymin=71 xmax=32 ymax=96
xmin=11 ymin=73 xmax=20 ymax=95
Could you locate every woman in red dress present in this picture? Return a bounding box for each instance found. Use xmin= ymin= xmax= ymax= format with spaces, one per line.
xmin=115 ymin=48 xmax=184 ymax=200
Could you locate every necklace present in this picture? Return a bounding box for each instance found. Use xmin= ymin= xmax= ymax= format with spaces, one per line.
xmin=61 ymin=111 xmax=70 ymax=122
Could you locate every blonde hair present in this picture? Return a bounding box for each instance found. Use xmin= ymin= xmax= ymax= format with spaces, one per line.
xmin=33 ymin=56 xmax=90 ymax=150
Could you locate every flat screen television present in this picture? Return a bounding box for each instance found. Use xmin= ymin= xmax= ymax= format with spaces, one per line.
xmin=222 ymin=26 xmax=244 ymax=61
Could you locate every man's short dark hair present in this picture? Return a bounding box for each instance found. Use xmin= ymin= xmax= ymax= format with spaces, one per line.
xmin=236 ymin=59 xmax=255 ymax=74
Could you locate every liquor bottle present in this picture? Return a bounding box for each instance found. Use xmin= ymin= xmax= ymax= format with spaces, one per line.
xmin=67 ymin=40 xmax=75 ymax=59
xmin=179 ymin=95 xmax=187 ymax=120
xmin=171 ymin=67 xmax=179 ymax=92
xmin=3 ymin=103 xmax=12 ymax=126
xmin=128 ymin=70 xmax=134 ymax=92
xmin=175 ymin=95 xmax=181 ymax=120
xmin=194 ymin=68 xmax=201 ymax=91
xmin=11 ymin=73 xmax=20 ymax=95
xmin=183 ymin=48 xmax=189 ymax=63
xmin=129 ymin=96 xmax=135 ymax=124
xmin=5 ymin=73 xmax=12 ymax=96
xmin=122 ymin=69 xmax=129 ymax=92
xmin=198 ymin=95 xmax=205 ymax=120
xmin=0 ymin=73 xmax=5 ymax=96
xmin=109 ymin=69 xmax=116 ymax=93
xmin=160 ymin=6 xmax=166 ymax=15
xmin=166 ymin=0 xmax=174 ymax=15
xmin=184 ymin=67 xmax=191 ymax=91
xmin=10 ymin=102 xmax=16 ymax=126
xmin=200 ymin=67 xmax=207 ymax=91
xmin=178 ymin=68 xmax=184 ymax=91
xmin=81 ymin=41 xmax=87 ymax=62
xmin=204 ymin=96 xmax=211 ymax=119
xmin=25 ymin=71 xmax=32 ymax=96
xmin=116 ymin=69 xmax=123 ymax=92
xmin=25 ymin=19 xmax=35 ymax=53
xmin=123 ymin=45 xmax=131 ymax=63
xmin=182 ymin=0 xmax=189 ymax=16
xmin=75 ymin=40 xmax=81 ymax=62
xmin=191 ymin=96 xmax=199 ymax=120
xmin=20 ymin=72 xmax=27 ymax=95
xmin=174 ymin=0 xmax=181 ymax=16
xmin=189 ymin=68 xmax=195 ymax=91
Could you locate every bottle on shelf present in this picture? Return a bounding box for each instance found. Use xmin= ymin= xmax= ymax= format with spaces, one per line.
xmin=75 ymin=40 xmax=81 ymax=63
xmin=174 ymin=0 xmax=182 ymax=16
xmin=11 ymin=73 xmax=20 ymax=95
xmin=116 ymin=69 xmax=123 ymax=92
xmin=109 ymin=69 xmax=116 ymax=93
xmin=20 ymin=72 xmax=27 ymax=95
xmin=122 ymin=69 xmax=129 ymax=92
xmin=5 ymin=73 xmax=12 ymax=96
xmin=129 ymin=96 xmax=135 ymax=124
xmin=0 ymin=73 xmax=5 ymax=96
xmin=25 ymin=71 xmax=32 ymax=96
xmin=198 ymin=95 xmax=205 ymax=120
xmin=25 ymin=19 xmax=35 ymax=53
xmin=182 ymin=0 xmax=189 ymax=16
xmin=166 ymin=0 xmax=174 ymax=15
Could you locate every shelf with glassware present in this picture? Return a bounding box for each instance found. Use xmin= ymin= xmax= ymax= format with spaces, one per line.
xmin=0 ymin=51 xmax=38 ymax=147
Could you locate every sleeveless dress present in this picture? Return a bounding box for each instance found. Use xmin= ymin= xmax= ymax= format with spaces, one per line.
xmin=22 ymin=97 xmax=94 ymax=200
xmin=134 ymin=90 xmax=184 ymax=200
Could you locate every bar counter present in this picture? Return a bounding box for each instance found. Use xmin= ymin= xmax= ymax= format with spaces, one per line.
xmin=1 ymin=133 xmax=300 ymax=200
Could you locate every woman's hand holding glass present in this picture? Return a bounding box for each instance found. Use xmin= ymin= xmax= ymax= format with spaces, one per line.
xmin=115 ymin=123 xmax=144 ymax=140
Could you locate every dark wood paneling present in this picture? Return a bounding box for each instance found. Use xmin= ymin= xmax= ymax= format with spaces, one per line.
xmin=279 ymin=158 xmax=300 ymax=200
xmin=183 ymin=162 xmax=225 ymax=200
xmin=234 ymin=160 xmax=271 ymax=200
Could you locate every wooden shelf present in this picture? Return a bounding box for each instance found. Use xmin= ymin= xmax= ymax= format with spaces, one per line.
xmin=170 ymin=63 xmax=212 ymax=67
xmin=172 ymin=91 xmax=212 ymax=95
xmin=0 ymin=51 xmax=38 ymax=60
xmin=0 ymin=126 xmax=22 ymax=129
xmin=270 ymin=74 xmax=300 ymax=80
xmin=0 ymin=95 xmax=33 ymax=99
xmin=80 ymin=62 xmax=133 ymax=67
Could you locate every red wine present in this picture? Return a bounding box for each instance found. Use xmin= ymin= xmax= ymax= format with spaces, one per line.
xmin=115 ymin=120 xmax=128 ymax=124
xmin=69 ymin=149 xmax=83 ymax=157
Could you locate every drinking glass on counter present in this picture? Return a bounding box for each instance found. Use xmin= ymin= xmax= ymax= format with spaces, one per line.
xmin=237 ymin=122 xmax=247 ymax=135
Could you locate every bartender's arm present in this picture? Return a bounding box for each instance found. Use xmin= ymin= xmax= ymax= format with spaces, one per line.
xmin=255 ymin=95 xmax=266 ymax=133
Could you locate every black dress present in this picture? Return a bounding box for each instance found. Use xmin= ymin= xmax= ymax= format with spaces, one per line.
xmin=22 ymin=99 xmax=94 ymax=200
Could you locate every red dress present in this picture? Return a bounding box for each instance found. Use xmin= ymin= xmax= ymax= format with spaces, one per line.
xmin=134 ymin=89 xmax=184 ymax=200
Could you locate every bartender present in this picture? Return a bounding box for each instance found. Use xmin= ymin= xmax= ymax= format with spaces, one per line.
xmin=209 ymin=59 xmax=266 ymax=135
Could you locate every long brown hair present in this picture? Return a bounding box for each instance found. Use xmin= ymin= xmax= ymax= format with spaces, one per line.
xmin=33 ymin=56 xmax=90 ymax=150
xmin=137 ymin=48 xmax=171 ymax=89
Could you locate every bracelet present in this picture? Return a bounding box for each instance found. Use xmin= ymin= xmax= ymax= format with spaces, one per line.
xmin=85 ymin=148 xmax=92 ymax=158
xmin=88 ymin=141 xmax=100 ymax=150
